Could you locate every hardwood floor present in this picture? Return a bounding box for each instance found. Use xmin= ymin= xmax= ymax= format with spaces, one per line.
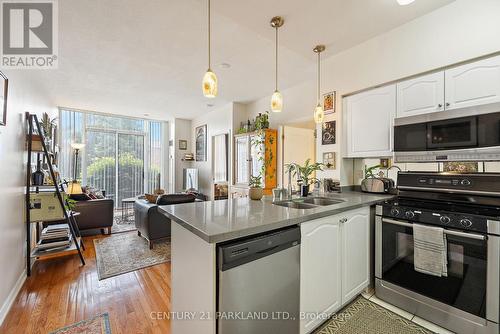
xmin=1 ymin=233 xmax=171 ymax=334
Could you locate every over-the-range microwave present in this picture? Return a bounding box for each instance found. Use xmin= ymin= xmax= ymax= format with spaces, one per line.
xmin=394 ymin=109 xmax=500 ymax=162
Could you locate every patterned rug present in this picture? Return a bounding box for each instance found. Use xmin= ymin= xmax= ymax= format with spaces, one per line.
xmin=315 ymin=296 xmax=433 ymax=334
xmin=94 ymin=232 xmax=171 ymax=280
xmin=49 ymin=313 xmax=111 ymax=334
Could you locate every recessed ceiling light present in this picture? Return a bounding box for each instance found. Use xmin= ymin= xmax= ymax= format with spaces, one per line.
xmin=397 ymin=0 xmax=415 ymax=5
xmin=218 ymin=62 xmax=231 ymax=69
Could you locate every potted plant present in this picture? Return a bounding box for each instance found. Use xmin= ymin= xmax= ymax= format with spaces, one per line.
xmin=286 ymin=159 xmax=324 ymax=197
xmin=254 ymin=111 xmax=270 ymax=131
xmin=248 ymin=175 xmax=264 ymax=200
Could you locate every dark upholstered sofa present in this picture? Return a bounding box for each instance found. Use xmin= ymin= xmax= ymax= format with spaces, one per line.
xmin=134 ymin=194 xmax=196 ymax=249
xmin=73 ymin=198 xmax=114 ymax=234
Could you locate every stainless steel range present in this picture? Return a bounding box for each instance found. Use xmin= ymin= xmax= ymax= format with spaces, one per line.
xmin=375 ymin=172 xmax=500 ymax=334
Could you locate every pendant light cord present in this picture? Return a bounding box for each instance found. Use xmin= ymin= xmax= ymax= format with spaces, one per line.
xmin=275 ymin=27 xmax=278 ymax=91
xmin=208 ymin=0 xmax=211 ymax=70
xmin=317 ymin=51 xmax=321 ymax=102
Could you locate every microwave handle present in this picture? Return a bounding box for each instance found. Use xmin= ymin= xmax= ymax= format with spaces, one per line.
xmin=381 ymin=218 xmax=486 ymax=241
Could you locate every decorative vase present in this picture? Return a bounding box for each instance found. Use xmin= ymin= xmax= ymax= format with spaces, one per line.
xmin=249 ymin=187 xmax=264 ymax=200
xmin=300 ymin=184 xmax=310 ymax=197
xmin=31 ymin=160 xmax=44 ymax=186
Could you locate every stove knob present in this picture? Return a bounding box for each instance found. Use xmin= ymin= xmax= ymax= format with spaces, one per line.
xmin=405 ymin=211 xmax=415 ymax=219
xmin=460 ymin=219 xmax=473 ymax=228
xmin=390 ymin=208 xmax=401 ymax=216
xmin=440 ymin=216 xmax=451 ymax=224
xmin=461 ymin=179 xmax=471 ymax=186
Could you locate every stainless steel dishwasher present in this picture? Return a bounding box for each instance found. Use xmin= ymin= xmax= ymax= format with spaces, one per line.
xmin=217 ymin=226 xmax=300 ymax=334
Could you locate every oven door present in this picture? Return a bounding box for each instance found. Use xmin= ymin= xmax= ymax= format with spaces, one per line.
xmin=427 ymin=116 xmax=477 ymax=149
xmin=375 ymin=217 xmax=499 ymax=322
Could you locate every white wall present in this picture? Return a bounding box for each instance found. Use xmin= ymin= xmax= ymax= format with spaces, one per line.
xmin=172 ymin=118 xmax=192 ymax=192
xmin=0 ymin=71 xmax=57 ymax=325
xmin=246 ymin=0 xmax=500 ymax=185
xmin=283 ymin=126 xmax=315 ymax=187
xmin=190 ymin=103 xmax=233 ymax=198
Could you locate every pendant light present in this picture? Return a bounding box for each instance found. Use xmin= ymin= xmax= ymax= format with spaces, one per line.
xmin=313 ymin=45 xmax=326 ymax=124
xmin=202 ymin=0 xmax=217 ymax=98
xmin=270 ymin=16 xmax=284 ymax=112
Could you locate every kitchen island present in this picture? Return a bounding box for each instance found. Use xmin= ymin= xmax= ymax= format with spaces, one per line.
xmin=158 ymin=191 xmax=392 ymax=334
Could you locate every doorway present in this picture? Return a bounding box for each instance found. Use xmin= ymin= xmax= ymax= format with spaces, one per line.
xmin=282 ymin=122 xmax=316 ymax=189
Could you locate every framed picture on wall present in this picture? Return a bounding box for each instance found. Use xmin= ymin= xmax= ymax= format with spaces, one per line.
xmin=195 ymin=125 xmax=207 ymax=161
xmin=179 ymin=140 xmax=188 ymax=150
xmin=0 ymin=71 xmax=8 ymax=126
xmin=321 ymin=120 xmax=336 ymax=145
xmin=323 ymin=91 xmax=335 ymax=114
xmin=323 ymin=152 xmax=336 ymax=169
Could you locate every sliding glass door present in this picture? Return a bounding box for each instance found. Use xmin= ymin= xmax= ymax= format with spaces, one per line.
xmin=118 ymin=133 xmax=144 ymax=204
xmin=86 ymin=130 xmax=117 ymax=202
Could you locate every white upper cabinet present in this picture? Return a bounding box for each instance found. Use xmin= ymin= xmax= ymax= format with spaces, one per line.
xmin=397 ymin=72 xmax=445 ymax=117
xmin=341 ymin=207 xmax=370 ymax=305
xmin=445 ymin=55 xmax=500 ymax=110
xmin=345 ymin=84 xmax=396 ymax=158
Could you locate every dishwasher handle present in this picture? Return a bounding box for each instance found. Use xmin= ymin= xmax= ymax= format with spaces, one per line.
xmin=219 ymin=226 xmax=300 ymax=271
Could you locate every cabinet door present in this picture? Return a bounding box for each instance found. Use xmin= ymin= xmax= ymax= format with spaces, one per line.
xmin=445 ymin=55 xmax=500 ymax=110
xmin=397 ymin=72 xmax=445 ymax=117
xmin=249 ymin=134 xmax=264 ymax=179
xmin=345 ymin=84 xmax=396 ymax=158
xmin=300 ymin=216 xmax=342 ymax=334
xmin=234 ymin=136 xmax=249 ymax=185
xmin=341 ymin=207 xmax=370 ymax=305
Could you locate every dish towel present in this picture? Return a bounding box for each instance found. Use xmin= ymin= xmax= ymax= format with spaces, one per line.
xmin=413 ymin=223 xmax=448 ymax=277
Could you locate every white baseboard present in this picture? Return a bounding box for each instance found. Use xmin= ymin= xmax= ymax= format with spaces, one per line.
xmin=0 ymin=270 xmax=27 ymax=327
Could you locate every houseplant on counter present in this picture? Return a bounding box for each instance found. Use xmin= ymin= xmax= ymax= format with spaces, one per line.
xmin=286 ymin=159 xmax=324 ymax=197
xmin=248 ymin=175 xmax=264 ymax=200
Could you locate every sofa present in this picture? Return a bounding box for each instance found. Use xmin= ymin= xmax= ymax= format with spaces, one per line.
xmin=134 ymin=194 xmax=196 ymax=249
xmin=73 ymin=198 xmax=114 ymax=234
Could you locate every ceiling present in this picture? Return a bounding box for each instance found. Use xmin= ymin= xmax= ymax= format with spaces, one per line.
xmin=28 ymin=0 xmax=453 ymax=121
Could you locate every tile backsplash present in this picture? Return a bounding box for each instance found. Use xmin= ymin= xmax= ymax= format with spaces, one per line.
xmin=352 ymin=159 xmax=500 ymax=185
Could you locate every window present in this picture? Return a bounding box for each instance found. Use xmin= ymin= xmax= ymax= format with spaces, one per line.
xmin=59 ymin=108 xmax=164 ymax=206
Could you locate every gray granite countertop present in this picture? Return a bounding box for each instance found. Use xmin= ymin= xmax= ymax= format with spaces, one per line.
xmin=158 ymin=191 xmax=395 ymax=243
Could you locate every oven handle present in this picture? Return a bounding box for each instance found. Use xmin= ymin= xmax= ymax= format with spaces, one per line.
xmin=381 ymin=218 xmax=487 ymax=241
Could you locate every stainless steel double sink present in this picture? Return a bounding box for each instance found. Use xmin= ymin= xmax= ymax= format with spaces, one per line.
xmin=273 ymin=197 xmax=345 ymax=209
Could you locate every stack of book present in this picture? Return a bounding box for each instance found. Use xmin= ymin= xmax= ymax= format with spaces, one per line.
xmin=36 ymin=224 xmax=72 ymax=252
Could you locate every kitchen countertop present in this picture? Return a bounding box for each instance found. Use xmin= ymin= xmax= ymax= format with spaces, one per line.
xmin=158 ymin=191 xmax=395 ymax=243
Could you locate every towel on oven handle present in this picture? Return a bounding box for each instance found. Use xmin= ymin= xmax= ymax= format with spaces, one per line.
xmin=413 ymin=223 xmax=448 ymax=277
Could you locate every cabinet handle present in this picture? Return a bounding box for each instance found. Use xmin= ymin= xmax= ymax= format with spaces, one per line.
xmin=445 ymin=102 xmax=450 ymax=107
xmin=438 ymin=104 xmax=443 ymax=108
xmin=340 ymin=218 xmax=347 ymax=224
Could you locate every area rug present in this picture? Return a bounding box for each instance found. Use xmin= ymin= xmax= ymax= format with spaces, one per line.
xmin=49 ymin=313 xmax=111 ymax=334
xmin=315 ymin=296 xmax=433 ymax=334
xmin=94 ymin=232 xmax=171 ymax=280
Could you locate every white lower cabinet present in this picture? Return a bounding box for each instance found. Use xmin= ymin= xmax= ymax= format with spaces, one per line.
xmin=300 ymin=206 xmax=370 ymax=334
xmin=300 ymin=215 xmax=342 ymax=334
xmin=340 ymin=207 xmax=370 ymax=304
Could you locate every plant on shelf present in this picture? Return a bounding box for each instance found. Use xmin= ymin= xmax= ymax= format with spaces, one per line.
xmin=285 ymin=159 xmax=324 ymax=197
xmin=40 ymin=112 xmax=57 ymax=140
xmin=254 ymin=111 xmax=270 ymax=131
